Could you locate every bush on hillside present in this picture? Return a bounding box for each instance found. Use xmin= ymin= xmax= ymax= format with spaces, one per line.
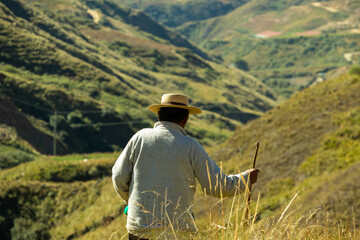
xmin=10 ymin=218 xmax=50 ymax=240
xmin=14 ymin=158 xmax=114 ymax=182
xmin=234 ymin=58 xmax=249 ymax=71
xmin=349 ymin=65 xmax=360 ymax=76
xmin=89 ymin=89 xmax=100 ymax=99
xmin=0 ymin=150 xmax=35 ymax=169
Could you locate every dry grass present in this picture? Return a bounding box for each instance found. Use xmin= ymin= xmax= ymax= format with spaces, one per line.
xmin=108 ymin=155 xmax=360 ymax=239
xmin=109 ymin=184 xmax=359 ymax=240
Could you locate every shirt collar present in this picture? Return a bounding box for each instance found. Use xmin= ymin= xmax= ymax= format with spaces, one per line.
xmin=154 ymin=121 xmax=187 ymax=136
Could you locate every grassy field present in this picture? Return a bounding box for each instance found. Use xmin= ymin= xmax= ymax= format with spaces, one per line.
xmin=1 ymin=153 xmax=359 ymax=240
xmin=210 ymin=69 xmax=360 ymax=232
xmin=1 ymin=0 xmax=360 ymax=239
xmin=1 ymin=69 xmax=359 ymax=239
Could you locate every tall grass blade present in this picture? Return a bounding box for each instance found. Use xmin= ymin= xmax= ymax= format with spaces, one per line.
xmin=277 ymin=190 xmax=300 ymax=224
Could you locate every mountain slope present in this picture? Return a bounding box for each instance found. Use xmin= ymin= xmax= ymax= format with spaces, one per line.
xmin=78 ymin=0 xmax=212 ymax=60
xmin=179 ymin=0 xmax=360 ymax=45
xmin=113 ymin=0 xmax=360 ymax=99
xmin=0 ymin=153 xmax=128 ymax=240
xmin=177 ymin=0 xmax=360 ymax=97
xmin=0 ymin=0 xmax=278 ymax=158
xmin=1 ymin=71 xmax=358 ymax=240
xmin=212 ymin=69 xmax=360 ymax=225
xmin=115 ymin=0 xmax=250 ymax=28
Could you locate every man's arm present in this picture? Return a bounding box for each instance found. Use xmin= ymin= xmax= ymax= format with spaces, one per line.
xmin=190 ymin=141 xmax=258 ymax=198
xmin=112 ymin=139 xmax=134 ymax=204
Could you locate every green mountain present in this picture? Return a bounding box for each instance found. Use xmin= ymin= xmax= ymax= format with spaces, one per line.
xmin=0 ymin=0 xmax=277 ymax=163
xmin=176 ymin=0 xmax=360 ymax=97
xmin=116 ymin=0 xmax=360 ymax=98
xmin=1 ymin=69 xmax=358 ymax=240
xmin=212 ymin=68 xmax=360 ymax=225
xmin=2 ymin=0 xmax=359 ymax=238
xmin=129 ymin=0 xmax=360 ymax=98
xmin=115 ymin=0 xmax=250 ymax=27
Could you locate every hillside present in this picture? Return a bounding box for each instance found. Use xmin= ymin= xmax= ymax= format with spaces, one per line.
xmin=1 ymin=69 xmax=358 ymax=240
xmin=212 ymin=68 xmax=360 ymax=226
xmin=2 ymin=0 xmax=360 ymax=238
xmin=176 ymin=0 xmax=360 ymax=97
xmin=0 ymin=152 xmax=128 ymax=240
xmin=178 ymin=0 xmax=360 ymax=42
xmin=0 ymin=0 xmax=277 ymax=161
xmin=115 ymin=0 xmax=250 ymax=27
xmin=116 ymin=0 xmax=360 ymax=98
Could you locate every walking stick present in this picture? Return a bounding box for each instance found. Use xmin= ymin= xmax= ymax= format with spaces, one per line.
xmin=244 ymin=141 xmax=260 ymax=222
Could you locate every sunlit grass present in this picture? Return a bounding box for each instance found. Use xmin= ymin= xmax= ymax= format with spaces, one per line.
xmin=108 ymin=181 xmax=359 ymax=240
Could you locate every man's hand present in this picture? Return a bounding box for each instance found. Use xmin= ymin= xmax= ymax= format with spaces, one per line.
xmin=246 ymin=168 xmax=260 ymax=184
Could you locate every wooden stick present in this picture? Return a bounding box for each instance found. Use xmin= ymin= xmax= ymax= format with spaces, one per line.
xmin=245 ymin=141 xmax=260 ymax=221
xmin=252 ymin=141 xmax=260 ymax=169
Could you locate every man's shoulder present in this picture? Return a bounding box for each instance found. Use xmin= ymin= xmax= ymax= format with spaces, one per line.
xmin=133 ymin=126 xmax=202 ymax=147
xmin=128 ymin=128 xmax=153 ymax=142
xmin=134 ymin=128 xmax=153 ymax=137
xmin=183 ymin=134 xmax=198 ymax=143
xmin=182 ymin=135 xmax=204 ymax=150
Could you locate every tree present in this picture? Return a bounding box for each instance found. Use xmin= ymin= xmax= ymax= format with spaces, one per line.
xmin=234 ymin=57 xmax=249 ymax=71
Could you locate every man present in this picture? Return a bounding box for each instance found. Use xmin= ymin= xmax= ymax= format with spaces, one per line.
xmin=112 ymin=93 xmax=259 ymax=239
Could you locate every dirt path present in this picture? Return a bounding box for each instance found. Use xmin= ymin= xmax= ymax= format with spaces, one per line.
xmin=311 ymin=2 xmax=338 ymax=13
xmin=87 ymin=9 xmax=100 ymax=23
xmin=344 ymin=52 xmax=360 ymax=62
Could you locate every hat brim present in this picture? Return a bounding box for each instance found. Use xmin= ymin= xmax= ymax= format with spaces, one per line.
xmin=147 ymin=104 xmax=202 ymax=114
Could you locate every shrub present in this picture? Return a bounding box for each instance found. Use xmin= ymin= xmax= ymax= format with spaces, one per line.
xmin=234 ymin=58 xmax=249 ymax=71
xmin=0 ymin=150 xmax=35 ymax=169
xmin=349 ymin=65 xmax=360 ymax=76
xmin=89 ymin=89 xmax=100 ymax=99
xmin=10 ymin=218 xmax=50 ymax=240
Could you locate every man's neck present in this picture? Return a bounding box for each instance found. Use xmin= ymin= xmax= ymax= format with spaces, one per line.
xmin=160 ymin=120 xmax=186 ymax=128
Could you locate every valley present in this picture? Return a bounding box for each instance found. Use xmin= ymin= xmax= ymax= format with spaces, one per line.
xmin=0 ymin=0 xmax=359 ymax=239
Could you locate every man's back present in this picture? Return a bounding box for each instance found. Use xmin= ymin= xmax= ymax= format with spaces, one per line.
xmin=113 ymin=121 xmax=201 ymax=237
xmin=113 ymin=121 xmax=250 ymax=238
xmin=112 ymin=94 xmax=255 ymax=239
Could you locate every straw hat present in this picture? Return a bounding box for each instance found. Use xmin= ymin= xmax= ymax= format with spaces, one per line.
xmin=147 ymin=93 xmax=202 ymax=114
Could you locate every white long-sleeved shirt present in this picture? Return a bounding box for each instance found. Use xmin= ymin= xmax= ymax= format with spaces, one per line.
xmin=112 ymin=121 xmax=249 ymax=238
